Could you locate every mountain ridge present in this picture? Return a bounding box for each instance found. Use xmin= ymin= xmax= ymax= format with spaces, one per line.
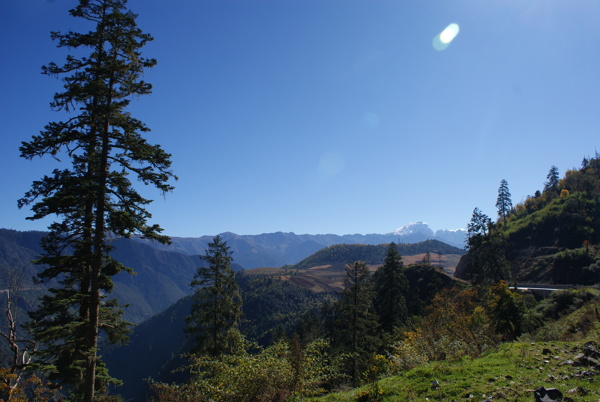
xmin=0 ymin=225 xmax=464 ymax=324
xmin=135 ymin=222 xmax=466 ymax=269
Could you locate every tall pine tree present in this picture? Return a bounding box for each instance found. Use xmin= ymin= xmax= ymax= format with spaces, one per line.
xmin=544 ymin=165 xmax=560 ymax=194
xmin=333 ymin=261 xmax=379 ymax=386
xmin=373 ymin=243 xmax=408 ymax=334
xmin=496 ymin=179 xmax=513 ymax=221
xmin=186 ymin=236 xmax=243 ymax=357
xmin=18 ymin=1 xmax=175 ymax=400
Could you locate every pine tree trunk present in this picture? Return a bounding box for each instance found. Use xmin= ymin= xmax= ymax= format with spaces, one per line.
xmin=84 ymin=56 xmax=114 ymax=400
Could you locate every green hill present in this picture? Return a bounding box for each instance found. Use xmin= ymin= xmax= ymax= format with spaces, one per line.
xmin=243 ymin=240 xmax=464 ymax=295
xmin=457 ymin=153 xmax=600 ymax=286
xmin=293 ymin=240 xmax=464 ymax=271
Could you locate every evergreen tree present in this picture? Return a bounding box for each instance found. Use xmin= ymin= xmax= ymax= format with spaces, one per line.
xmin=485 ymin=281 xmax=525 ymax=341
xmin=186 ymin=236 xmax=242 ymax=356
xmin=496 ymin=179 xmax=513 ymax=221
xmin=465 ymin=208 xmax=510 ymax=286
xmin=581 ymin=157 xmax=589 ymax=171
xmin=333 ymin=261 xmax=379 ymax=386
xmin=372 ymin=243 xmax=408 ymax=334
xmin=17 ymin=1 xmax=175 ymax=399
xmin=544 ymin=165 xmax=560 ymax=192
xmin=466 ymin=207 xmax=491 ymax=249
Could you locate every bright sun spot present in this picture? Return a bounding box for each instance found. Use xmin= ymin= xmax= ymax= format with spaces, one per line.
xmin=433 ymin=23 xmax=460 ymax=51
xmin=440 ymin=23 xmax=460 ymax=44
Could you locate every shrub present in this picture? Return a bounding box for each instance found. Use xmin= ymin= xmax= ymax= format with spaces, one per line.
xmin=389 ymin=289 xmax=497 ymax=374
xmin=148 ymin=338 xmax=342 ymax=401
xmin=533 ymin=289 xmax=596 ymax=321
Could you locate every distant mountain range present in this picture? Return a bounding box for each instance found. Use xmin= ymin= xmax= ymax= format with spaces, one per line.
xmin=0 ymin=229 xmax=209 ymax=324
xmin=138 ymin=221 xmax=466 ymax=269
xmin=0 ymin=223 xmax=464 ymax=324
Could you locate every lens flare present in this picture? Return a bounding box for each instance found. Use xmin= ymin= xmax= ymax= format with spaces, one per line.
xmin=433 ymin=23 xmax=460 ymax=51
xmin=440 ymin=23 xmax=459 ymax=44
xmin=319 ymin=151 xmax=345 ymax=178
xmin=362 ymin=112 xmax=380 ymax=129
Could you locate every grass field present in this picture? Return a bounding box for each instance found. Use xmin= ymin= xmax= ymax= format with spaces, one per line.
xmin=310 ymin=299 xmax=600 ymax=401
xmin=311 ymin=339 xmax=599 ymax=401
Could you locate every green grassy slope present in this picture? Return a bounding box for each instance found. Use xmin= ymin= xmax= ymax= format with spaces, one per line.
xmin=311 ymin=293 xmax=600 ymax=401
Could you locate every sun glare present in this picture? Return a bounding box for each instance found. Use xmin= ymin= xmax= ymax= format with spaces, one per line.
xmin=433 ymin=23 xmax=460 ymax=51
xmin=440 ymin=23 xmax=460 ymax=44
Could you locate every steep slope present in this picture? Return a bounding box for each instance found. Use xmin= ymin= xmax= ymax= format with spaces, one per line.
xmin=456 ymin=154 xmax=600 ymax=286
xmin=104 ymin=275 xmax=331 ymax=402
xmin=105 ymin=296 xmax=193 ymax=402
xmin=0 ymin=229 xmax=47 ymax=287
xmin=0 ymin=230 xmax=224 ymax=324
xmin=107 ymin=262 xmax=465 ymax=402
xmin=0 ymin=230 xmax=60 ymax=326
xmin=109 ymin=238 xmax=201 ymax=323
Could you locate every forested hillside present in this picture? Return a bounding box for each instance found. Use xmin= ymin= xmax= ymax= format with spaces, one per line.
xmin=244 ymin=240 xmax=463 ymax=294
xmin=103 ymin=241 xmax=463 ymax=401
xmin=104 ymin=275 xmax=335 ymax=401
xmin=143 ymin=235 xmax=599 ymax=402
xmin=292 ymin=240 xmax=463 ymax=270
xmin=0 ymin=230 xmax=246 ymax=325
xmin=457 ymin=154 xmax=600 ymax=286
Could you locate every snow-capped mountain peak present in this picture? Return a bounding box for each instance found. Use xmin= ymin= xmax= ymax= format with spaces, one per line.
xmin=389 ymin=222 xmax=467 ymax=247
xmin=391 ymin=221 xmax=434 ymax=237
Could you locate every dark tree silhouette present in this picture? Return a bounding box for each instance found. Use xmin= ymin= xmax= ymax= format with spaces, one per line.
xmin=333 ymin=261 xmax=379 ymax=386
xmin=373 ymin=243 xmax=408 ymax=334
xmin=18 ymin=1 xmax=175 ymax=399
xmin=186 ymin=236 xmax=242 ymax=356
xmin=544 ymin=165 xmax=560 ymax=193
xmin=496 ymin=179 xmax=513 ymax=221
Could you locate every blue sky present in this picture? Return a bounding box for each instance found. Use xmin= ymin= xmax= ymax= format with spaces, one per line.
xmin=1 ymin=0 xmax=599 ymax=237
